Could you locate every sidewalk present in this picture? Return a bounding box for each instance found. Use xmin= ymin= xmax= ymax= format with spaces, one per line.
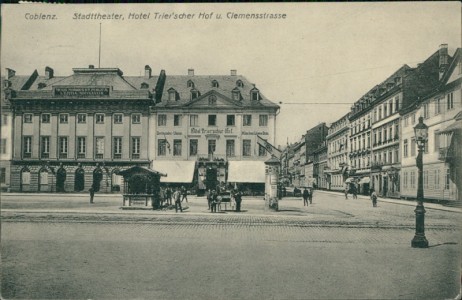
xmin=316 ymin=189 xmax=462 ymax=213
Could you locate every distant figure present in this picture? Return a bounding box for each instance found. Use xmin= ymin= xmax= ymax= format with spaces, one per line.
xmin=309 ymin=188 xmax=313 ymax=204
xmin=302 ymin=188 xmax=309 ymax=206
xmin=371 ymin=189 xmax=378 ymax=207
xmin=166 ymin=186 xmax=172 ymax=205
xmin=211 ymin=190 xmax=218 ymax=213
xmin=235 ymin=190 xmax=242 ymax=212
xmin=181 ymin=186 xmax=188 ymax=203
xmin=344 ymin=184 xmax=349 ymax=200
xmin=174 ymin=188 xmax=183 ymax=213
xmin=206 ymin=189 xmax=212 ymax=210
xmin=89 ymin=187 xmax=95 ymax=204
xmin=352 ymin=183 xmax=358 ymax=199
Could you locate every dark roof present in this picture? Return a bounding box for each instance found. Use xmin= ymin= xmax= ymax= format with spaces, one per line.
xmin=118 ymin=165 xmax=167 ymax=178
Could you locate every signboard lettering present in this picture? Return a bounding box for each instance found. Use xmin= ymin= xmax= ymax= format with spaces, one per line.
xmin=54 ymin=87 xmax=110 ymax=97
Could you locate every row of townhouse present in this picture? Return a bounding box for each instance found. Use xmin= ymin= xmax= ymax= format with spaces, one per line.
xmin=0 ymin=66 xmax=279 ymax=194
xmin=282 ymin=44 xmax=461 ymax=202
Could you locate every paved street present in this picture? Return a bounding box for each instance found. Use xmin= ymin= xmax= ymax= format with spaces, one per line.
xmin=1 ymin=191 xmax=461 ymax=299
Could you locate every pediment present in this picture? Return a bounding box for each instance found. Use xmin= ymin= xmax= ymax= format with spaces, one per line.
xmin=184 ymin=90 xmax=242 ymax=108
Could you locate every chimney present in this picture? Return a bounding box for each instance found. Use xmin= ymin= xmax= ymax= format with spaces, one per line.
xmin=145 ymin=65 xmax=152 ymax=78
xmin=45 ymin=66 xmax=54 ymax=79
xmin=188 ymin=69 xmax=194 ymax=76
xmin=89 ymin=65 xmax=95 ymax=69
xmin=6 ymin=68 xmax=15 ymax=79
xmin=439 ymin=44 xmax=449 ymax=79
xmin=230 ymin=69 xmax=237 ymax=76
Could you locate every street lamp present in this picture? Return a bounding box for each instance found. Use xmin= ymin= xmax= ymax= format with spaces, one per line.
xmin=411 ymin=117 xmax=429 ymax=248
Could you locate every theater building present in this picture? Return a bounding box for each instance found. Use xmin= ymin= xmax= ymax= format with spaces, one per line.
xmin=6 ymin=66 xmax=158 ymax=192
xmin=151 ymin=69 xmax=280 ymax=195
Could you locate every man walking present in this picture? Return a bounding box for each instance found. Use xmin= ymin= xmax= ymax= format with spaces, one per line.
xmin=309 ymin=187 xmax=313 ymax=204
xmin=344 ymin=184 xmax=349 ymax=200
xmin=302 ymin=188 xmax=309 ymax=206
xmin=210 ymin=190 xmax=218 ymax=213
xmin=181 ymin=186 xmax=188 ymax=203
xmin=174 ymin=188 xmax=183 ymax=213
xmin=89 ymin=186 xmax=95 ymax=204
xmin=235 ymin=190 xmax=242 ymax=212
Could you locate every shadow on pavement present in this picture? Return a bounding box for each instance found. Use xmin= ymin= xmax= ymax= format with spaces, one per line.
xmin=428 ymin=242 xmax=458 ymax=248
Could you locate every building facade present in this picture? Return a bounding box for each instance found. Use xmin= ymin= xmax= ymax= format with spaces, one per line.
xmin=4 ymin=66 xmax=279 ymax=194
xmin=400 ymin=46 xmax=461 ymax=202
xmin=326 ymin=113 xmax=350 ymax=191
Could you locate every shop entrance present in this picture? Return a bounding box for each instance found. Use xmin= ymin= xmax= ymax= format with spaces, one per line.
xmin=205 ymin=167 xmax=218 ymax=191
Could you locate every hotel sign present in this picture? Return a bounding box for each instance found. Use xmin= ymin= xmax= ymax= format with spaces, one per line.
xmin=54 ymin=86 xmax=110 ymax=97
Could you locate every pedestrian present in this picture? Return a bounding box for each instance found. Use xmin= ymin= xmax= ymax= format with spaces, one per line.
xmin=210 ymin=190 xmax=218 ymax=213
xmin=235 ymin=190 xmax=242 ymax=212
xmin=309 ymin=187 xmax=313 ymax=204
xmin=344 ymin=184 xmax=349 ymax=200
xmin=352 ymin=183 xmax=358 ymax=199
xmin=159 ymin=187 xmax=165 ymax=208
xmin=302 ymin=188 xmax=309 ymax=206
xmin=166 ymin=186 xmax=172 ymax=205
xmin=174 ymin=188 xmax=183 ymax=213
xmin=230 ymin=190 xmax=236 ymax=211
xmin=181 ymin=186 xmax=188 ymax=203
xmin=206 ymin=189 xmax=212 ymax=210
xmin=371 ymin=189 xmax=378 ymax=207
xmin=89 ymin=186 xmax=95 ymax=204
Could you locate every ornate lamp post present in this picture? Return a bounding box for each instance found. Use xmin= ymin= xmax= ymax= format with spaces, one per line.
xmin=411 ymin=117 xmax=429 ymax=248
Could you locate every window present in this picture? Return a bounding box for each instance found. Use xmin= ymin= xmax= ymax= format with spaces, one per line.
xmin=434 ymin=131 xmax=440 ymax=152
xmin=208 ymin=115 xmax=217 ymax=126
xmin=435 ymin=169 xmax=440 ymax=189
xmin=384 ymin=129 xmax=387 ymax=143
xmin=208 ymin=139 xmax=216 ymax=155
xmin=226 ymin=140 xmax=235 ymax=157
xmin=388 ymin=151 xmax=392 ymax=164
xmin=259 ymin=144 xmax=266 ymax=156
xmin=404 ymin=116 xmax=409 ymax=127
xmin=445 ymin=168 xmax=450 ymax=190
xmin=403 ymin=139 xmax=408 ymax=157
xmin=168 ymin=89 xmax=177 ymax=101
xmin=187 ymin=80 xmax=194 ymax=88
xmin=96 ymin=114 xmax=105 ymax=124
xmin=41 ymin=114 xmax=50 ymax=123
xmin=174 ymin=115 xmax=182 ymax=126
xmin=423 ymin=103 xmax=429 ymax=119
xmin=59 ymin=137 xmax=68 ymax=158
xmin=403 ymin=171 xmax=408 ymax=189
xmin=190 ymin=115 xmax=198 ymax=127
xmin=113 ymin=137 xmax=122 ymax=159
xmin=411 ymin=138 xmax=416 ymax=156
xmin=410 ymin=171 xmax=416 ymax=189
xmin=23 ymin=136 xmax=32 ymax=158
xmin=158 ymin=114 xmax=167 ymax=126
xmin=259 ymin=115 xmax=268 ymax=127
xmin=40 ymin=136 xmax=49 ymax=158
xmin=77 ymin=113 xmax=87 ymax=124
xmin=1 ymin=114 xmax=7 ymax=125
xmin=232 ymin=90 xmax=240 ymax=101
xmin=394 ymin=148 xmax=399 ymax=163
xmin=227 ymin=115 xmax=235 ymax=126
xmin=211 ymin=80 xmax=219 ymax=88
xmin=394 ymin=96 xmax=399 ymax=112
xmin=424 ymin=170 xmax=429 ymax=189
xmin=383 ymin=152 xmax=387 ymax=164
xmin=378 ymin=107 xmax=382 ymax=120
xmin=173 ymin=140 xmax=182 ymax=156
xmin=132 ymin=114 xmax=141 ymax=124
xmin=243 ymin=115 xmax=252 ymax=126
xmin=236 ymin=80 xmax=244 ymax=88
xmin=189 ymin=139 xmax=198 ymax=156
xmin=59 ymin=114 xmax=68 ymax=124
xmin=95 ymin=137 xmax=105 ymax=159
xmin=132 ymin=137 xmax=140 ymax=159
xmin=77 ymin=137 xmax=86 ymax=158
xmin=158 ymin=139 xmax=167 ymax=156
xmin=191 ymin=90 xmax=200 ymax=101
xmin=394 ymin=124 xmax=399 ymax=140
xmin=434 ymin=98 xmax=441 ymax=115
xmin=447 ymin=92 xmax=454 ymax=110
xmin=24 ymin=114 xmax=32 ymax=123
xmin=389 ymin=101 xmax=393 ymax=115
xmin=0 ymin=168 xmax=5 ymax=184
xmin=251 ymin=90 xmax=260 ymax=101
xmin=411 ymin=113 xmax=416 ymax=124
xmin=242 ymin=139 xmax=251 ymax=156
xmin=384 ymin=104 xmax=388 ymax=117
xmin=0 ymin=138 xmax=6 ymax=154
xmin=114 ymin=114 xmax=123 ymax=124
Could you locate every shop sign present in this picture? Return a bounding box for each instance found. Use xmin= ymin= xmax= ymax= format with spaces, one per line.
xmin=54 ymin=86 xmax=110 ymax=97
xmin=131 ymin=195 xmax=147 ymax=206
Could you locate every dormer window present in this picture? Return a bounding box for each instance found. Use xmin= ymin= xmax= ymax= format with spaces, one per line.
xmin=236 ymin=80 xmax=244 ymax=88
xmin=232 ymin=88 xmax=241 ymax=101
xmin=190 ymin=88 xmax=200 ymax=101
xmin=168 ymin=88 xmax=177 ymax=101
xmin=250 ymin=86 xmax=260 ymax=101
xmin=208 ymin=95 xmax=217 ymax=105
xmin=38 ymin=82 xmax=47 ymax=89
xmin=211 ymin=80 xmax=219 ymax=88
xmin=187 ymin=80 xmax=194 ymax=88
xmin=140 ymin=82 xmax=149 ymax=89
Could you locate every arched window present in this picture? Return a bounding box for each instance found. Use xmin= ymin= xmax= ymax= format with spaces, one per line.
xmin=112 ymin=169 xmax=123 ymax=192
xmin=211 ymin=80 xmax=219 ymax=88
xmin=20 ymin=167 xmax=31 ymax=192
xmin=187 ymin=80 xmax=194 ymax=88
xmin=250 ymin=86 xmax=260 ymax=101
xmin=236 ymin=80 xmax=244 ymax=88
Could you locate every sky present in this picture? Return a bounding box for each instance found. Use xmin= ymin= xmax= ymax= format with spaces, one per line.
xmin=1 ymin=2 xmax=461 ymax=147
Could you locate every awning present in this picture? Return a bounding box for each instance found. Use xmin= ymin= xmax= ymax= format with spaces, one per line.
xmin=359 ymin=177 xmax=370 ymax=184
xmin=440 ymin=120 xmax=462 ymax=134
xmin=227 ymin=161 xmax=265 ymax=183
xmin=152 ymin=161 xmax=196 ymax=183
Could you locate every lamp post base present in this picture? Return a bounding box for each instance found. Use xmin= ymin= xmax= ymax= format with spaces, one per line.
xmin=411 ymin=235 xmax=429 ymax=248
